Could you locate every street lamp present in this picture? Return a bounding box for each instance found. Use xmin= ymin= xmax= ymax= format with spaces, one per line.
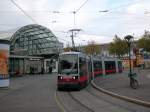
xmin=124 ymin=35 xmax=133 ymax=76
xmin=124 ymin=35 xmax=139 ymax=89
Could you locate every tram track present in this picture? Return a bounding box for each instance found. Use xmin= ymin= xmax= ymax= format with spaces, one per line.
xmin=56 ymin=88 xmax=131 ymax=112
xmin=85 ymin=85 xmax=135 ymax=112
xmin=55 ymin=85 xmax=150 ymax=112
xmin=70 ymin=88 xmax=133 ymax=112
xmin=55 ymin=90 xmax=94 ymax=112
xmin=67 ymin=92 xmax=95 ymax=112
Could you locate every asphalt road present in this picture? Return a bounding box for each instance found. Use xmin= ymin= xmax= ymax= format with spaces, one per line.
xmin=0 ymin=74 xmax=61 ymax=112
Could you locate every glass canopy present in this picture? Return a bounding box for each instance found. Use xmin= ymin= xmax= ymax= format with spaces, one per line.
xmin=10 ymin=24 xmax=63 ymax=56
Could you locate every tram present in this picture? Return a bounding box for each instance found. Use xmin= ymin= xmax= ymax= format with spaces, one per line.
xmin=57 ymin=52 xmax=92 ymax=90
xmin=57 ymin=52 xmax=122 ymax=90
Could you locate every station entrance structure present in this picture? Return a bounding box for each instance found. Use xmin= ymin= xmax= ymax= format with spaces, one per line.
xmin=9 ymin=24 xmax=63 ymax=76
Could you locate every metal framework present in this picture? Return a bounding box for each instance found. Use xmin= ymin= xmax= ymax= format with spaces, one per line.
xmin=10 ymin=24 xmax=63 ymax=56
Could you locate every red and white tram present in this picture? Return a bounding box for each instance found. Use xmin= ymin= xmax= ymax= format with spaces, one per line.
xmin=57 ymin=52 xmax=92 ymax=90
xmin=57 ymin=52 xmax=123 ymax=90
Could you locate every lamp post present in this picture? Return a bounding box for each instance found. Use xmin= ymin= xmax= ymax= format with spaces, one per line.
xmin=124 ymin=35 xmax=139 ymax=89
xmin=124 ymin=35 xmax=133 ymax=77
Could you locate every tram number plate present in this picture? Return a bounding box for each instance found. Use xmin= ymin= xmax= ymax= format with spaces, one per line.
xmin=64 ymin=76 xmax=71 ymax=78
xmin=63 ymin=76 xmax=71 ymax=81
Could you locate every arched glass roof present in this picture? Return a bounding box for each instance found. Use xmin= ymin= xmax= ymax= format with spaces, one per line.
xmin=10 ymin=24 xmax=63 ymax=56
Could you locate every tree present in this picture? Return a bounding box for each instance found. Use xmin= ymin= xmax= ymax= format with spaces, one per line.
xmin=84 ymin=40 xmax=101 ymax=55
xmin=109 ymin=35 xmax=128 ymax=58
xmin=137 ymin=30 xmax=150 ymax=52
xmin=63 ymin=47 xmax=72 ymax=52
xmin=63 ymin=43 xmax=72 ymax=52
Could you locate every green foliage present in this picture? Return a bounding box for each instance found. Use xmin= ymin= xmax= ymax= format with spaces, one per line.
xmin=109 ymin=35 xmax=128 ymax=58
xmin=84 ymin=40 xmax=101 ymax=55
xmin=137 ymin=30 xmax=150 ymax=52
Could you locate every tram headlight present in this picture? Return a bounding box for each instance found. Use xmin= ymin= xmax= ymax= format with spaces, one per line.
xmin=60 ymin=76 xmax=63 ymax=79
xmin=72 ymin=76 xmax=76 ymax=79
xmin=72 ymin=76 xmax=78 ymax=80
xmin=58 ymin=76 xmax=63 ymax=80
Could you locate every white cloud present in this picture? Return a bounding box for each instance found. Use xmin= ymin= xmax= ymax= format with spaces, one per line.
xmin=127 ymin=0 xmax=150 ymax=14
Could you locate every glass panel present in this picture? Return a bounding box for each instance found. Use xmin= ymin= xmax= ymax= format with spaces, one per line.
xmin=58 ymin=54 xmax=78 ymax=74
xmin=79 ymin=57 xmax=87 ymax=76
xmin=94 ymin=61 xmax=102 ymax=69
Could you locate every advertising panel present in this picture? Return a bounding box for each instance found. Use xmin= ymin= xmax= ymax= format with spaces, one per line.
xmin=0 ymin=40 xmax=9 ymax=87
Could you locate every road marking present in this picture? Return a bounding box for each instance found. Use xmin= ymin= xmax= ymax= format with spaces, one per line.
xmin=54 ymin=91 xmax=67 ymax=112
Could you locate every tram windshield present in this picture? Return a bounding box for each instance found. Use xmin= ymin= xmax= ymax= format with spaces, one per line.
xmin=58 ymin=54 xmax=78 ymax=74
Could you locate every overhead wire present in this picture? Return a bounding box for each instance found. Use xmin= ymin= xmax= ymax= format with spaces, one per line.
xmin=3 ymin=0 xmax=146 ymax=17
xmin=10 ymin=0 xmax=38 ymax=24
xmin=75 ymin=0 xmax=89 ymax=13
xmin=55 ymin=31 xmax=82 ymax=46
xmin=2 ymin=0 xmax=149 ymax=41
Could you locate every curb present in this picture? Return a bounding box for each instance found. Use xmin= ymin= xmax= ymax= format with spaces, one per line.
xmin=91 ymin=81 xmax=150 ymax=108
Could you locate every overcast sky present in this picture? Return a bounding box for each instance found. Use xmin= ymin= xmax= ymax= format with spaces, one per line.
xmin=0 ymin=0 xmax=150 ymax=46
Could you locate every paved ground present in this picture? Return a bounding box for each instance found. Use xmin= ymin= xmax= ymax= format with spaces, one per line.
xmin=94 ymin=69 xmax=150 ymax=102
xmin=0 ymin=72 xmax=149 ymax=112
xmin=0 ymin=74 xmax=61 ymax=112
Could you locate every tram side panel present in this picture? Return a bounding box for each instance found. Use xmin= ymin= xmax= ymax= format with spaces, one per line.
xmin=79 ymin=57 xmax=89 ymax=87
xmin=93 ymin=60 xmax=103 ymax=77
xmin=104 ymin=61 xmax=116 ymax=74
xmin=87 ymin=59 xmax=93 ymax=81
xmin=57 ymin=52 xmax=123 ymax=90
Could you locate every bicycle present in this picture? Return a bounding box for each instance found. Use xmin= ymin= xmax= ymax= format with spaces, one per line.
xmin=128 ymin=73 xmax=139 ymax=89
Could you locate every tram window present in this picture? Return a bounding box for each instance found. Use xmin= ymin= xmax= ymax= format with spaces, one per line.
xmin=58 ymin=54 xmax=78 ymax=74
xmin=105 ymin=61 xmax=115 ymax=70
xmin=94 ymin=61 xmax=102 ymax=69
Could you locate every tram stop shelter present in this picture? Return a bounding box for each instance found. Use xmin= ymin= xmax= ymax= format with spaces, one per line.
xmin=8 ymin=24 xmax=63 ymax=76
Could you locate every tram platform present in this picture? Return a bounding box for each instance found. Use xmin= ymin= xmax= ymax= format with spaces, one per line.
xmin=94 ymin=69 xmax=150 ymax=103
